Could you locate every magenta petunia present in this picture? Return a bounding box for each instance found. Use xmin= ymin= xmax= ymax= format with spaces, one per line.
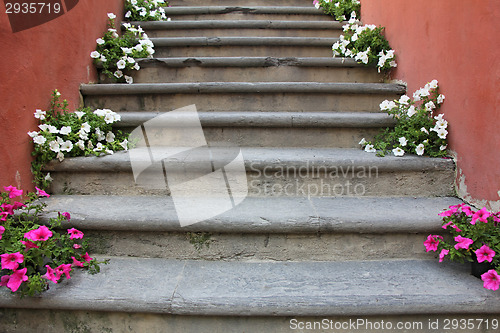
xmin=4 ymin=186 xmax=23 ymax=199
xmin=439 ymin=249 xmax=449 ymax=262
xmin=0 ymin=252 xmax=24 ymax=270
xmin=24 ymin=225 xmax=53 ymax=242
xmin=20 ymin=240 xmax=39 ymax=250
xmin=471 ymin=207 xmax=491 ymax=225
xmin=461 ymin=205 xmax=474 ymax=217
xmin=0 ymin=275 xmax=9 ymax=287
xmin=1 ymin=212 xmax=10 ymax=222
xmin=61 ymin=212 xmax=71 ymax=220
xmin=5 ymin=268 xmax=28 ymax=292
xmin=0 ymin=226 xmax=4 ymax=240
xmin=475 ymin=245 xmax=495 ymax=263
xmin=71 ymin=257 xmax=84 ymax=267
xmin=43 ymin=265 xmax=60 ymax=284
xmin=67 ymin=228 xmax=84 ymax=240
xmin=81 ymin=252 xmax=93 ymax=263
xmin=481 ymin=270 xmax=500 ymax=291
xmin=454 ymin=235 xmax=474 ymax=250
xmin=55 ymin=264 xmax=72 ymax=280
xmin=1 ymin=203 xmax=15 ymax=215
xmin=424 ymin=235 xmax=442 ymax=252
xmin=35 ymin=187 xmax=50 ymax=198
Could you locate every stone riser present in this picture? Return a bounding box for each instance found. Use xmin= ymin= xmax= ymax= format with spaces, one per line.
xmin=167 ymin=13 xmax=334 ymax=21
xmin=142 ymin=27 xmax=341 ymax=38
xmin=83 ymin=92 xmax=401 ymax=112
xmin=171 ymin=0 xmax=318 ymax=6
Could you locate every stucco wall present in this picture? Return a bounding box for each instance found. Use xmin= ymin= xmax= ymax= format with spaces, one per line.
xmin=0 ymin=0 xmax=123 ymax=192
xmin=361 ymin=0 xmax=500 ymax=210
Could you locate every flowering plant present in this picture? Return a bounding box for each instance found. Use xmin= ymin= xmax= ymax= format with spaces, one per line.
xmin=332 ymin=12 xmax=396 ymax=72
xmin=91 ymin=13 xmax=155 ymax=83
xmin=359 ymin=79 xmax=448 ymax=157
xmin=29 ymin=90 xmax=129 ymax=188
xmin=313 ymin=0 xmax=360 ymax=22
xmin=0 ymin=186 xmax=105 ymax=297
xmin=425 ymin=204 xmax=500 ymax=291
xmin=124 ymin=0 xmax=170 ymax=21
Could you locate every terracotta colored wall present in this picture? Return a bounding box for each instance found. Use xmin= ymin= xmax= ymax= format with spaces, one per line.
xmin=0 ymin=0 xmax=123 ymax=192
xmin=361 ymin=0 xmax=500 ymax=210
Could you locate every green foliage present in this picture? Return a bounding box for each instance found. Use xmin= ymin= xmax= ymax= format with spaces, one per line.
xmin=124 ymin=0 xmax=169 ymax=21
xmin=313 ymin=0 xmax=360 ymax=22
xmin=188 ymin=232 xmax=212 ymax=252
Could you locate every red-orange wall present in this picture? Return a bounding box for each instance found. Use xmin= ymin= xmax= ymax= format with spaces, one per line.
xmin=362 ymin=0 xmax=500 ymax=210
xmin=0 ymin=0 xmax=123 ymax=192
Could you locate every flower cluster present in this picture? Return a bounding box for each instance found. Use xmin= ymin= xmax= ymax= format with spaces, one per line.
xmin=0 ymin=186 xmax=105 ymax=296
xmin=332 ymin=12 xmax=396 ymax=72
xmin=124 ymin=0 xmax=170 ymax=21
xmin=425 ymin=204 xmax=500 ymax=290
xmin=313 ymin=0 xmax=360 ymax=21
xmin=91 ymin=13 xmax=155 ymax=83
xmin=359 ymin=80 xmax=448 ymax=157
xmin=29 ymin=90 xmax=129 ymax=188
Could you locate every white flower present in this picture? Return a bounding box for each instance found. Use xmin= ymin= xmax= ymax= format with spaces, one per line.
xmin=56 ymin=152 xmax=65 ymax=162
xmin=398 ymin=95 xmax=410 ymax=105
xmin=34 ymin=109 xmax=46 ymax=120
xmin=39 ymin=124 xmax=49 ymax=132
xmin=126 ymin=57 xmax=135 ymax=64
xmin=416 ymin=144 xmax=425 ymax=156
xmin=130 ymin=0 xmax=137 ymax=5
xmin=398 ymin=137 xmax=408 ymax=146
xmin=75 ymin=111 xmax=85 ymax=119
xmin=359 ymin=138 xmax=367 ymax=146
xmin=107 ymin=13 xmax=116 ymax=19
xmin=105 ymin=150 xmax=114 ymax=155
xmin=125 ymin=75 xmax=134 ymax=84
xmin=437 ymin=94 xmax=445 ymax=104
xmin=354 ymin=48 xmax=370 ymax=64
xmin=435 ymin=118 xmax=448 ymax=129
xmin=150 ymin=10 xmax=157 ymax=17
xmin=87 ymin=141 xmax=94 ymax=149
xmin=314 ymin=2 xmax=320 ymax=9
xmin=364 ymin=144 xmax=376 ymax=153
xmin=140 ymin=9 xmax=147 ymax=16
xmin=94 ymin=142 xmax=105 ymax=152
xmin=106 ymin=132 xmax=115 ymax=143
xmin=81 ymin=122 xmax=91 ymax=133
xmin=104 ymin=113 xmax=116 ymax=124
xmin=121 ymin=47 xmax=133 ymax=54
xmin=78 ymin=130 xmax=89 ymax=140
xmin=146 ymin=47 xmax=155 ymax=56
xmin=125 ymin=11 xmax=132 ymax=18
xmin=123 ymin=23 xmax=131 ymax=30
xmin=60 ymin=140 xmax=73 ymax=152
xmin=76 ymin=140 xmax=86 ymax=150
xmin=100 ymin=55 xmax=107 ymax=63
xmin=120 ymin=139 xmax=129 ymax=151
xmin=93 ymin=109 xmax=106 ymax=117
xmin=117 ymin=59 xmax=127 ymax=69
xmin=96 ymin=38 xmax=105 ymax=45
xmin=435 ymin=127 xmax=448 ymax=139
xmin=379 ymin=100 xmax=397 ymax=111
xmin=48 ymin=125 xmax=59 ymax=134
xmin=114 ymin=70 xmax=123 ymax=78
xmin=59 ymin=126 xmax=72 ymax=135
xmin=33 ymin=135 xmax=47 ymax=145
xmin=133 ymin=63 xmax=141 ymax=71
xmin=351 ymin=33 xmax=358 ymax=42
xmin=407 ymin=105 xmax=417 ymax=117
xmin=49 ymin=140 xmax=60 ymax=152
xmin=440 ymin=145 xmax=448 ymax=151
xmin=90 ymin=51 xmax=101 ymax=59
xmin=421 ymin=127 xmax=429 ymax=135
xmin=45 ymin=173 xmax=53 ymax=182
xmin=27 ymin=131 xmax=39 ymax=138
xmin=392 ymin=147 xmax=405 ymax=157
xmin=428 ymin=79 xmax=438 ymax=89
xmin=95 ymin=128 xmax=105 ymax=141
xmin=425 ymin=101 xmax=436 ymax=111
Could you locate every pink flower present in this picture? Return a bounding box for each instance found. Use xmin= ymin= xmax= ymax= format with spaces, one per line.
xmin=81 ymin=252 xmax=93 ymax=262
xmin=71 ymin=257 xmax=84 ymax=267
xmin=73 ymin=244 xmax=82 ymax=249
xmin=2 ymin=202 xmax=25 ymax=215
xmin=67 ymin=228 xmax=84 ymax=240
xmin=1 ymin=252 xmax=24 ymax=270
xmin=461 ymin=205 xmax=474 ymax=217
xmin=43 ymin=265 xmax=59 ymax=284
xmin=4 ymin=186 xmax=23 ymax=199
xmin=24 ymin=225 xmax=53 ymax=242
xmin=481 ymin=270 xmax=500 ymax=291
xmin=475 ymin=245 xmax=495 ymax=263
xmin=35 ymin=187 xmax=50 ymax=197
xmin=55 ymin=264 xmax=72 ymax=280
xmin=0 ymin=275 xmax=9 ymax=287
xmin=454 ymin=235 xmax=474 ymax=250
xmin=0 ymin=212 xmax=8 ymax=222
xmin=471 ymin=207 xmax=491 ymax=225
xmin=20 ymin=240 xmax=39 ymax=250
xmin=451 ymin=225 xmax=462 ymax=232
xmin=439 ymin=209 xmax=455 ymax=217
xmin=424 ymin=235 xmax=442 ymax=252
xmin=439 ymin=249 xmax=449 ymax=262
xmin=5 ymin=268 xmax=28 ymax=292
xmin=61 ymin=212 xmax=71 ymax=220
xmin=0 ymin=226 xmax=4 ymax=240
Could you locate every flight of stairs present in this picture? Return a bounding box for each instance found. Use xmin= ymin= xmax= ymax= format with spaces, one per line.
xmin=2 ymin=0 xmax=500 ymax=331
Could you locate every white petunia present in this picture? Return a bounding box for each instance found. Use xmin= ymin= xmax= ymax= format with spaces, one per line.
xmin=133 ymin=63 xmax=140 ymax=71
xmin=94 ymin=142 xmax=104 ymax=152
xmin=392 ymin=147 xmax=405 ymax=157
xmin=96 ymin=38 xmax=105 ymax=45
xmin=398 ymin=137 xmax=408 ymax=146
xmin=440 ymin=145 xmax=448 ymax=151
xmin=437 ymin=94 xmax=445 ymax=104
xmin=34 ymin=109 xmax=46 ymax=120
xmin=407 ymin=105 xmax=417 ymax=117
xmin=435 ymin=127 xmax=448 ymax=139
xmin=100 ymin=55 xmax=107 ymax=63
xmin=364 ymin=144 xmax=376 ymax=153
xmin=49 ymin=140 xmax=60 ymax=152
xmin=81 ymin=122 xmax=91 ymax=133
xmin=120 ymin=139 xmax=129 ymax=151
xmin=27 ymin=131 xmax=39 ymax=138
xmin=398 ymin=95 xmax=410 ymax=105
xmin=359 ymin=138 xmax=367 ymax=146
xmin=379 ymin=100 xmax=397 ymax=111
xmin=76 ymin=140 xmax=86 ymax=150
xmin=33 ymin=135 xmax=46 ymax=145
xmin=125 ymin=75 xmax=134 ymax=84
xmin=117 ymin=59 xmax=127 ymax=69
xmin=107 ymin=13 xmax=116 ymax=19
xmin=75 ymin=111 xmax=85 ymax=119
xmin=56 ymin=152 xmax=64 ymax=162
xmin=45 ymin=173 xmax=53 ymax=182
xmin=114 ymin=70 xmax=123 ymax=78
xmin=60 ymin=140 xmax=73 ymax=152
xmin=59 ymin=126 xmax=72 ymax=135
xmin=425 ymin=101 xmax=436 ymax=111
xmin=125 ymin=11 xmax=132 ymax=18
xmin=48 ymin=125 xmax=59 ymax=134
xmin=428 ymin=79 xmax=438 ymax=89
xmin=78 ymin=130 xmax=89 ymax=140
xmin=104 ymin=113 xmax=116 ymax=124
xmin=421 ymin=127 xmax=429 ymax=135
xmin=416 ymin=143 xmax=425 ymax=156
xmin=39 ymin=124 xmax=49 ymax=132
xmin=90 ymin=51 xmax=100 ymax=59
xmin=95 ymin=128 xmax=105 ymax=141
xmin=106 ymin=132 xmax=115 ymax=143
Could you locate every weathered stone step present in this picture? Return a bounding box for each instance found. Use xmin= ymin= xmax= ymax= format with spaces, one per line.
xmin=40 ymin=195 xmax=461 ymax=261
xmin=114 ymin=111 xmax=393 ymax=148
xmin=2 ymin=257 xmax=499 ymax=333
xmin=44 ymin=148 xmax=455 ymax=197
xmin=149 ymin=36 xmax=337 ymax=57
xmin=172 ymin=0 xmax=319 ymax=7
xmin=106 ymin=57 xmax=384 ymax=84
xmin=131 ymin=20 xmax=342 ymax=38
xmin=81 ymin=82 xmax=405 ymax=112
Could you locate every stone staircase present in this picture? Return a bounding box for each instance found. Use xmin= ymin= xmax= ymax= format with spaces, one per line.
xmin=2 ymin=0 xmax=500 ymax=331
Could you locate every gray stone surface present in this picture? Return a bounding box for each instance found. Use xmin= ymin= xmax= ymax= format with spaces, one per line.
xmin=1 ymin=257 xmax=499 ymax=316
xmin=164 ymin=6 xmax=327 ymax=15
xmin=129 ymin=20 xmax=343 ymax=30
xmin=150 ymin=36 xmax=339 ymax=47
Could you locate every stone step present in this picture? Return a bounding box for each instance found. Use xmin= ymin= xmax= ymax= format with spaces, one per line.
xmin=41 ymin=195 xmax=461 ymax=260
xmin=44 ymin=148 xmax=455 ymax=197
xmin=81 ymin=82 xmax=405 ymax=112
xmin=102 ymin=57 xmax=384 ymax=84
xmin=149 ymin=36 xmax=337 ymax=57
xmin=172 ymin=0 xmax=320 ymax=7
xmin=2 ymin=257 xmax=499 ymax=333
xmin=130 ymin=20 xmax=343 ymax=37
xmin=164 ymin=5 xmax=333 ymax=21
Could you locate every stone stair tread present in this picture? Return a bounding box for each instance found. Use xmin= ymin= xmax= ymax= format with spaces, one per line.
xmin=42 ymin=195 xmax=461 ymax=233
xmin=80 ymin=82 xmax=406 ymax=95
xmin=128 ymin=20 xmax=343 ymax=29
xmin=2 ymin=257 xmax=498 ymax=316
xmin=115 ymin=111 xmax=395 ymax=128
xmin=149 ymin=36 xmax=338 ymax=46
xmin=164 ymin=6 xmax=327 ymax=15
xmin=44 ymin=147 xmax=454 ymax=173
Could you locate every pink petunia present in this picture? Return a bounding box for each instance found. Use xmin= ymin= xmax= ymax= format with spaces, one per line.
xmin=2 ymin=202 xmax=25 ymax=215
xmin=424 ymin=235 xmax=442 ymax=252
xmin=1 ymin=212 xmax=9 ymax=222
xmin=61 ymin=212 xmax=71 ymax=220
xmin=439 ymin=209 xmax=456 ymax=217
xmin=471 ymin=207 xmax=491 ymax=225
xmin=0 ymin=226 xmax=4 ymax=240
xmin=0 ymin=252 xmax=24 ymax=270
xmin=439 ymin=249 xmax=449 ymax=262
xmin=67 ymin=228 xmax=84 ymax=240
xmin=43 ymin=265 xmax=59 ymax=284
xmin=475 ymin=245 xmax=495 ymax=263
xmin=81 ymin=252 xmax=93 ymax=263
xmin=0 ymin=275 xmax=9 ymax=287
xmin=24 ymin=225 xmax=53 ymax=242
xmin=454 ymin=235 xmax=474 ymax=250
xmin=73 ymin=244 xmax=82 ymax=249
xmin=35 ymin=187 xmax=50 ymax=198
xmin=461 ymin=205 xmax=474 ymax=217
xmin=20 ymin=240 xmax=39 ymax=250
xmin=481 ymin=270 xmax=500 ymax=291
xmin=5 ymin=268 xmax=28 ymax=292
xmin=55 ymin=264 xmax=72 ymax=280
xmin=4 ymin=186 xmax=23 ymax=199
xmin=71 ymin=257 xmax=84 ymax=267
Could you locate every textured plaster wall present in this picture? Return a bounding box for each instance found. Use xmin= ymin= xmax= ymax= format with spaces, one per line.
xmin=361 ymin=0 xmax=500 ymax=210
xmin=0 ymin=0 xmax=123 ymax=192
